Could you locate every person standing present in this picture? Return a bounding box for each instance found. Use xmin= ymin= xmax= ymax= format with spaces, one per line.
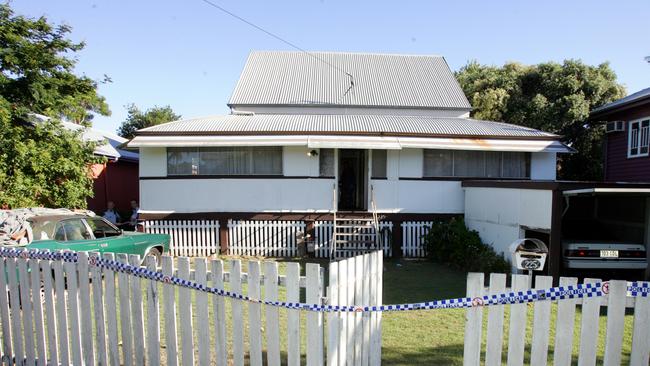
xmin=103 ymin=201 xmax=121 ymax=225
xmin=127 ymin=200 xmax=140 ymax=230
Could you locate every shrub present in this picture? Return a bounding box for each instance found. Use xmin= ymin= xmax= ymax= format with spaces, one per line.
xmin=422 ymin=218 xmax=511 ymax=273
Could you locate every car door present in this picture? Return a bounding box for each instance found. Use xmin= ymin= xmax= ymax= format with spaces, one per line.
xmin=53 ymin=218 xmax=100 ymax=252
xmin=84 ymin=217 xmax=137 ymax=255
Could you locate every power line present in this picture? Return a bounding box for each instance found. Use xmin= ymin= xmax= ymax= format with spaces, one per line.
xmin=197 ymin=0 xmax=355 ymax=86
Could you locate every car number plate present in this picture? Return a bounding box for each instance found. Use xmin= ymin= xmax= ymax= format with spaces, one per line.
xmin=600 ymin=250 xmax=619 ymax=258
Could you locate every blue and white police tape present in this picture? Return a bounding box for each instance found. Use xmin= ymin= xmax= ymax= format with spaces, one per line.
xmin=1 ymin=248 xmax=648 ymax=313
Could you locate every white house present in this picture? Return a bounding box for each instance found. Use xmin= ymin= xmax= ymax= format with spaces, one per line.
xmin=128 ymin=51 xmax=572 ymax=259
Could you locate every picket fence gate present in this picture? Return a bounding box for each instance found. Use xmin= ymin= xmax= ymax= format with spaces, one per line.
xmin=464 ymin=273 xmax=650 ymax=366
xmin=400 ymin=221 xmax=431 ymax=257
xmin=142 ymin=220 xmax=220 ymax=257
xmin=228 ymin=220 xmax=305 ymax=257
xmin=327 ymin=250 xmax=383 ymax=366
xmin=313 ymin=221 xmax=393 ymax=258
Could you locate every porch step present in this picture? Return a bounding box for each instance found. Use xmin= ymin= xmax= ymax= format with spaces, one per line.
xmin=335 ymin=240 xmax=376 ymax=245
xmin=335 ymin=224 xmax=374 ymax=229
xmin=334 ymin=231 xmax=376 ymax=236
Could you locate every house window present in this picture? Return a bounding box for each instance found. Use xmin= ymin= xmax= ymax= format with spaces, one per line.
xmin=423 ymin=149 xmax=530 ymax=178
xmin=371 ymin=150 xmax=387 ymax=179
xmin=167 ymin=147 xmax=283 ymax=176
xmin=628 ymin=119 xmax=650 ymax=157
xmin=319 ymin=149 xmax=335 ymax=177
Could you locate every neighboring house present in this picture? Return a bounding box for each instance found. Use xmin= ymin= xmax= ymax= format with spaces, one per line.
xmin=29 ymin=114 xmax=140 ymax=215
xmin=591 ymin=87 xmax=650 ymax=182
xmin=128 ymin=50 xmax=577 ymax=262
xmin=85 ymin=130 xmax=139 ymax=216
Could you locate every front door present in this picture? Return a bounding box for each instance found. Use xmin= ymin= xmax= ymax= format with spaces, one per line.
xmin=338 ymin=149 xmax=367 ymax=211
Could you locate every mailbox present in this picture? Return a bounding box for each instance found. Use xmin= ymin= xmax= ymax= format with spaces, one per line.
xmin=509 ymin=238 xmax=548 ymax=272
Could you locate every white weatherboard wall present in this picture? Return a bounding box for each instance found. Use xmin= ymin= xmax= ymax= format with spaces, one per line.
xmin=464 ymin=187 xmax=553 ymax=255
xmin=531 ymin=152 xmax=557 ymax=180
xmin=141 ymin=179 xmax=332 ymax=212
xmin=139 ymin=147 xmax=166 ymax=176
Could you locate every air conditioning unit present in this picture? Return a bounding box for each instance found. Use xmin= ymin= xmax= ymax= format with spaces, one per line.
xmin=606 ymin=121 xmax=625 ymax=133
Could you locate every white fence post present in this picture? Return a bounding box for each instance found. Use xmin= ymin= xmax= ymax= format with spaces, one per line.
xmin=265 ymin=262 xmax=281 ymax=366
xmin=603 ymin=280 xmax=627 ymax=366
xmin=630 ymin=281 xmax=650 ymax=366
xmin=553 ymin=277 xmax=579 ymax=366
xmin=307 ymin=263 xmax=323 ymax=366
xmin=578 ymin=278 xmax=602 ymax=366
xmin=484 ymin=273 xmax=506 ymax=366
xmin=463 ymin=272 xmax=484 ymax=366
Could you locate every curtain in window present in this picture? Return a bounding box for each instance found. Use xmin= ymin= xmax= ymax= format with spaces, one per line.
xmin=253 ymin=147 xmax=283 ymax=174
xmin=423 ymin=149 xmax=530 ymax=178
xmin=168 ymin=147 xmax=282 ymax=175
xmin=502 ymin=152 xmax=527 ymax=178
xmin=453 ymin=150 xmax=485 ymax=177
xmin=423 ymin=149 xmax=453 ymax=177
xmin=319 ymin=149 xmax=335 ymax=177
xmin=485 ymin=151 xmax=502 ymax=178
xmin=167 ymin=148 xmax=199 ymax=175
xmin=371 ymin=150 xmax=387 ymax=178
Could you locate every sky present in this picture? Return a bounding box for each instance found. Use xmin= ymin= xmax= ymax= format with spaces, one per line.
xmin=13 ymin=0 xmax=650 ymax=134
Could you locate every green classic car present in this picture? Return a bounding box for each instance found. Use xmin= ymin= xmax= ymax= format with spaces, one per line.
xmin=24 ymin=214 xmax=169 ymax=261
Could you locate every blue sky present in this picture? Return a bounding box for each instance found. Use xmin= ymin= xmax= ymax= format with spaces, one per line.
xmin=14 ymin=0 xmax=650 ymax=133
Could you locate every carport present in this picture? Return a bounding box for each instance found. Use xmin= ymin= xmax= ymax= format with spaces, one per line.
xmin=463 ymin=181 xmax=650 ymax=280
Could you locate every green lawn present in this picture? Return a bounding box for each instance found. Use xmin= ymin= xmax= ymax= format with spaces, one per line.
xmin=380 ymin=259 xmax=635 ymax=365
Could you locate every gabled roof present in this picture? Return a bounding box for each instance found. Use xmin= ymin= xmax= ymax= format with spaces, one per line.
xmin=228 ymin=51 xmax=472 ymax=110
xmin=29 ymin=114 xmax=138 ymax=162
xmin=591 ymin=87 xmax=650 ymax=116
xmin=136 ymin=114 xmax=558 ymax=140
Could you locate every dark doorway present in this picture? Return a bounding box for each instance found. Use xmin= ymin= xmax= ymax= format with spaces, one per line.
xmin=338 ymin=149 xmax=367 ymax=211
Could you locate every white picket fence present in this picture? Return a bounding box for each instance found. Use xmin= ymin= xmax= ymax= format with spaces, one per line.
xmin=313 ymin=221 xmax=393 ymax=258
xmin=227 ymin=220 xmax=305 ymax=257
xmin=400 ymin=221 xmax=431 ymax=257
xmin=0 ymin=251 xmax=357 ymax=366
xmin=327 ymin=250 xmax=383 ymax=366
xmin=142 ymin=219 xmax=220 ymax=257
xmin=464 ymin=273 xmax=650 ymax=366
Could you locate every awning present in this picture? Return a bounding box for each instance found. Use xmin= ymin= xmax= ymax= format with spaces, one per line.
xmin=128 ymin=134 xmax=573 ymax=153
xmin=563 ymin=188 xmax=650 ymax=196
xmin=307 ymin=136 xmax=401 ymax=150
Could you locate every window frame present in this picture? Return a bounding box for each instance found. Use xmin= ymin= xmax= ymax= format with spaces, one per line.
xmin=422 ymin=149 xmax=530 ymax=179
xmin=166 ymin=146 xmax=284 ymax=177
xmin=370 ymin=149 xmax=388 ymax=179
xmin=628 ymin=118 xmax=650 ymax=158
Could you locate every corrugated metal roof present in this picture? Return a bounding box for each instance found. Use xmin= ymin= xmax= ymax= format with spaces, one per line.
xmin=138 ymin=114 xmax=558 ymax=139
xmin=591 ymin=86 xmax=650 ymax=115
xmin=228 ymin=51 xmax=472 ymax=110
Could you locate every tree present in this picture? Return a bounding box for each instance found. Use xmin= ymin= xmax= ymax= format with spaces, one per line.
xmin=117 ymin=104 xmax=181 ymax=139
xmin=0 ymin=4 xmax=110 ymax=208
xmin=456 ymin=60 xmax=625 ymax=180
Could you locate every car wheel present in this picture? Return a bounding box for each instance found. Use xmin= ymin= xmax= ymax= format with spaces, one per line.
xmin=146 ymin=247 xmax=163 ymax=266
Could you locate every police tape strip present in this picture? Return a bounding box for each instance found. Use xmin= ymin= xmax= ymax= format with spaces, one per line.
xmin=2 ymin=248 xmax=649 ymax=313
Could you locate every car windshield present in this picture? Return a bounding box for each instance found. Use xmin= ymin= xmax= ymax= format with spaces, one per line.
xmin=28 ymin=218 xmax=58 ymax=241
xmin=85 ymin=217 xmax=121 ymax=238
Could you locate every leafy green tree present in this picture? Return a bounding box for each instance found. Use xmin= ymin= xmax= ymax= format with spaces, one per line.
xmin=456 ymin=60 xmax=625 ymax=180
xmin=0 ymin=4 xmax=110 ymax=208
xmin=117 ymin=104 xmax=181 ymax=139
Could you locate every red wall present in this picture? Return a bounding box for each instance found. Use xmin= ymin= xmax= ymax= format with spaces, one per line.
xmin=601 ymin=103 xmax=650 ymax=182
xmin=87 ymin=160 xmax=139 ymax=215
